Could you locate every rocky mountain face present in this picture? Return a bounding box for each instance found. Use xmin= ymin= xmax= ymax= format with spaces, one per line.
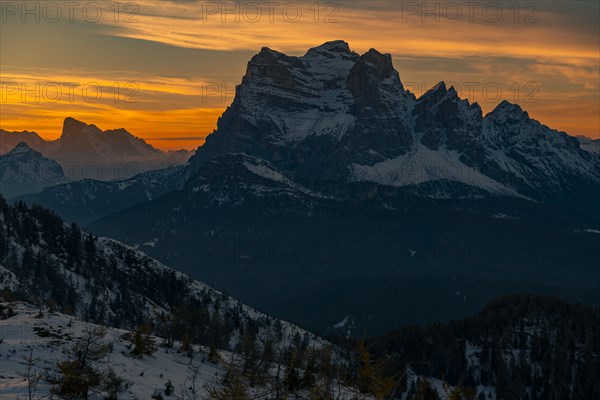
xmin=477 ymin=101 xmax=599 ymax=204
xmin=189 ymin=41 xmax=600 ymax=207
xmin=15 ymin=41 xmax=599 ymax=220
xmin=191 ymin=40 xmax=415 ymax=181
xmin=0 ymin=143 xmax=69 ymax=198
xmin=0 ymin=118 xmax=192 ymax=182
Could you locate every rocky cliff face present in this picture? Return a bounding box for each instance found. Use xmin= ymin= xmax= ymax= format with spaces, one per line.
xmin=190 ymin=41 xmax=600 ymax=206
xmin=191 ymin=40 xmax=415 ymax=181
xmin=477 ymin=101 xmax=600 ymax=203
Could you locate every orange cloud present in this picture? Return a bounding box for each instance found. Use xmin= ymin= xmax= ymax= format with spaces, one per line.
xmin=0 ymin=67 xmax=228 ymax=149
xmin=97 ymin=1 xmax=598 ymax=66
xmin=1 ymin=1 xmax=598 ymax=144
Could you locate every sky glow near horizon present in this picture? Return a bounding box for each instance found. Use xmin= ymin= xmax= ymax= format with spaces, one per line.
xmin=1 ymin=0 xmax=598 ymax=150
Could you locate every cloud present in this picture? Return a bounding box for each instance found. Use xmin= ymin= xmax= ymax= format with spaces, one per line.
xmin=1 ymin=0 xmax=598 ymax=143
xmin=88 ymin=1 xmax=598 ymax=66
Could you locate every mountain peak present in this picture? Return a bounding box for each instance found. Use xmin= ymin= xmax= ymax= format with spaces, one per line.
xmin=4 ymin=142 xmax=47 ymax=161
xmin=62 ymin=117 xmax=88 ymax=136
xmin=417 ymin=82 xmax=466 ymax=107
xmin=491 ymin=100 xmax=527 ymax=117
xmin=105 ymin=127 xmax=134 ymax=138
xmin=417 ymin=81 xmax=454 ymax=105
xmin=191 ymin=41 xmax=414 ymax=172
xmin=258 ymin=46 xmax=283 ymax=57
xmin=11 ymin=141 xmax=34 ymax=153
xmin=426 ymin=81 xmax=447 ymax=95
xmin=360 ymin=48 xmax=395 ymax=78
xmin=307 ymin=40 xmax=352 ymax=54
xmin=61 ymin=117 xmax=104 ymax=139
xmin=1 ymin=141 xmax=68 ymax=197
xmin=4 ymin=142 xmax=42 ymax=159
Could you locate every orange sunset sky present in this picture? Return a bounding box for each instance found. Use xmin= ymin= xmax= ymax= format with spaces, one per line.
xmin=1 ymin=0 xmax=599 ymax=150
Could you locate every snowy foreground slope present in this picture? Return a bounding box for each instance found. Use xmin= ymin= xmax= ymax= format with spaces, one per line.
xmin=0 ymin=303 xmax=486 ymax=400
xmin=0 ymin=302 xmax=369 ymax=399
xmin=1 ymin=302 xmax=222 ymax=399
xmin=0 ymin=195 xmax=373 ymax=398
xmin=0 ymin=197 xmax=329 ymax=354
xmin=0 ymin=198 xmax=376 ymax=398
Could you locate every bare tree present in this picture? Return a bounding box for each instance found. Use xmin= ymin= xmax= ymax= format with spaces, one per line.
xmin=184 ymin=365 xmax=201 ymax=400
xmin=21 ymin=348 xmax=41 ymax=400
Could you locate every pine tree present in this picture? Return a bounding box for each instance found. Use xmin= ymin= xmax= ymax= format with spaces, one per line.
xmin=51 ymin=326 xmax=112 ymax=399
xmin=284 ymin=347 xmax=301 ymax=392
xmin=356 ymin=339 xmax=397 ymax=400
xmin=206 ymin=372 xmax=251 ymax=400
xmin=131 ymin=321 xmax=156 ymax=356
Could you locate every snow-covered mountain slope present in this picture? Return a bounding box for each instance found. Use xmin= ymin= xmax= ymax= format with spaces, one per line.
xmin=14 ymin=295 xmax=593 ymax=400
xmin=185 ymin=154 xmax=328 ymax=209
xmin=0 ymin=302 xmax=224 ymax=399
xmin=0 ymin=118 xmax=193 ymax=181
xmin=0 ymin=143 xmax=69 ymax=198
xmin=0 ymin=302 xmax=366 ymax=400
xmin=477 ymin=101 xmax=600 ymax=203
xmin=15 ymin=165 xmax=186 ymax=224
xmin=577 ymin=135 xmax=600 ymax=154
xmin=0 ymin=197 xmax=329 ymax=355
xmin=349 ymin=145 xmax=525 ymax=199
xmin=188 ymin=41 xmax=600 ymax=204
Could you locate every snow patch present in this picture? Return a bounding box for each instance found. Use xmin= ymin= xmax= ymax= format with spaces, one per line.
xmin=350 ymin=145 xmax=525 ymax=198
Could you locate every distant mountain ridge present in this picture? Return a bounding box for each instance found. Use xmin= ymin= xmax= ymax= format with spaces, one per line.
xmin=0 ymin=142 xmax=69 ymax=198
xmin=578 ymin=135 xmax=600 ymax=154
xmin=15 ymin=165 xmax=186 ymax=225
xmin=0 ymin=118 xmax=193 ymax=182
